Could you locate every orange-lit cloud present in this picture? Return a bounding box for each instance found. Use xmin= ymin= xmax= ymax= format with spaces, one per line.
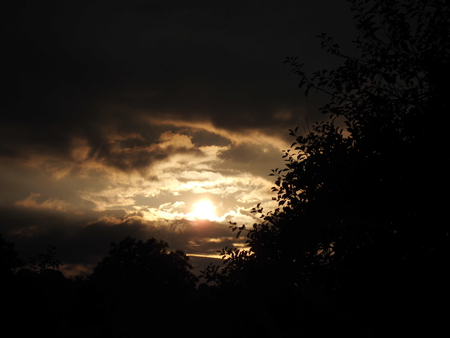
xmin=142 ymin=114 xmax=290 ymax=150
xmin=15 ymin=193 xmax=71 ymax=212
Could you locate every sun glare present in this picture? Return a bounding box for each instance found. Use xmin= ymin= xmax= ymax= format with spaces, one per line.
xmin=191 ymin=200 xmax=217 ymax=221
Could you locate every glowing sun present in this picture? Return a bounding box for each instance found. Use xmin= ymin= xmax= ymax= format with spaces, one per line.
xmin=191 ymin=200 xmax=217 ymax=220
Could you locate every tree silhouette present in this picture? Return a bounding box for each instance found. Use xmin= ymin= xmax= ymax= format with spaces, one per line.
xmin=1 ymin=239 xmax=73 ymax=337
xmin=1 ymin=234 xmax=202 ymax=337
xmin=0 ymin=233 xmax=23 ymax=280
xmin=27 ymin=244 xmax=62 ymax=272
xmin=204 ymin=0 xmax=449 ymax=336
xmin=90 ymin=236 xmax=198 ymax=337
xmin=92 ymin=236 xmax=197 ymax=292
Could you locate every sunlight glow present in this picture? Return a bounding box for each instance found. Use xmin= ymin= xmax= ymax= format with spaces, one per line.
xmin=190 ymin=200 xmax=217 ymax=221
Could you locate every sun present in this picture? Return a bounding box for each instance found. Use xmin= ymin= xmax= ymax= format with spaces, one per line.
xmin=190 ymin=200 xmax=217 ymax=221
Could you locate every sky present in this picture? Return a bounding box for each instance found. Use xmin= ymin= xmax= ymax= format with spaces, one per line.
xmin=1 ymin=0 xmax=357 ymax=276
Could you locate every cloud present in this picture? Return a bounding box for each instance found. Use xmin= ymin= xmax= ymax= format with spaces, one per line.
xmin=15 ymin=193 xmax=71 ymax=212
xmin=2 ymin=118 xmax=279 ymax=222
xmin=141 ymin=114 xmax=291 ymax=149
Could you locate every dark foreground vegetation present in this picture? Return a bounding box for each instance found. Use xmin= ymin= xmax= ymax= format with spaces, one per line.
xmin=2 ymin=1 xmax=449 ymax=337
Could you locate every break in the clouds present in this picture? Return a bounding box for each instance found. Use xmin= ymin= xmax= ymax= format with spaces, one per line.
xmin=1 ymin=0 xmax=356 ymax=275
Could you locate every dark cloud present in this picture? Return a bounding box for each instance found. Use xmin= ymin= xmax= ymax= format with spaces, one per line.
xmin=216 ymin=143 xmax=284 ymax=178
xmin=96 ymin=138 xmax=204 ymax=173
xmin=190 ymin=129 xmax=231 ymax=148
xmin=2 ymin=0 xmax=355 ymax=160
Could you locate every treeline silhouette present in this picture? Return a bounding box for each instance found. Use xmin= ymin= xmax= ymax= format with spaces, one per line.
xmin=2 ymin=236 xmax=187 ymax=337
xmin=1 ymin=234 xmax=272 ymax=337
xmin=2 ymin=1 xmax=449 ymax=337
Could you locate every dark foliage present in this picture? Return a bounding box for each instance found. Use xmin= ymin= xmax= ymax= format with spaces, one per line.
xmin=89 ymin=236 xmax=198 ymax=337
xmin=202 ymin=0 xmax=449 ymax=336
xmin=2 ymin=236 xmax=201 ymax=337
xmin=91 ymin=236 xmax=197 ymax=291
xmin=0 ymin=233 xmax=23 ymax=280
xmin=27 ymin=244 xmax=62 ymax=272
